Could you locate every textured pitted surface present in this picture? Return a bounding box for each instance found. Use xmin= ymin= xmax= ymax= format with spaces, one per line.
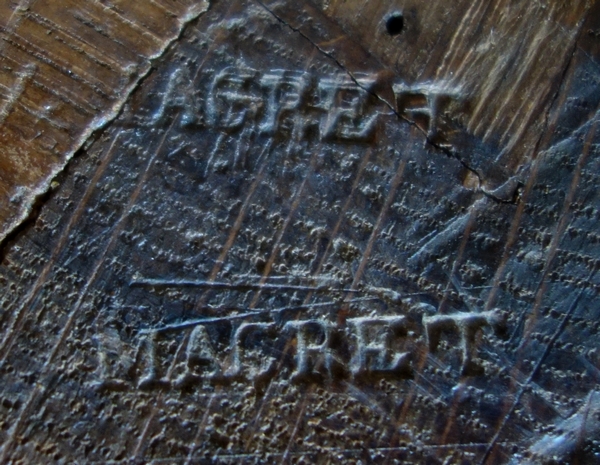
xmin=0 ymin=0 xmax=600 ymax=463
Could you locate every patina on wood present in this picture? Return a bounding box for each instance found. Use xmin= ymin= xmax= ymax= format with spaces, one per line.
xmin=0 ymin=0 xmax=600 ymax=464
xmin=0 ymin=0 xmax=208 ymax=243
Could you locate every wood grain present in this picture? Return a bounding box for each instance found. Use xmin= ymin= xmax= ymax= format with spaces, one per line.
xmin=314 ymin=0 xmax=592 ymax=172
xmin=0 ymin=0 xmax=208 ymax=244
xmin=0 ymin=1 xmax=600 ymax=464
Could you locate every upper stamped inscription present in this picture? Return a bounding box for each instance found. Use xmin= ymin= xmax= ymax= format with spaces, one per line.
xmin=145 ymin=65 xmax=459 ymax=144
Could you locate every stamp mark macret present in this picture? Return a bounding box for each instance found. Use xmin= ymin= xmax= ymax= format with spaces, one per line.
xmin=94 ymin=276 xmax=507 ymax=392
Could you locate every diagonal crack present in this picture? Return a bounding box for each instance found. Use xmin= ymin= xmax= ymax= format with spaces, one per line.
xmin=254 ymin=0 xmax=520 ymax=205
xmin=0 ymin=1 xmax=211 ymax=253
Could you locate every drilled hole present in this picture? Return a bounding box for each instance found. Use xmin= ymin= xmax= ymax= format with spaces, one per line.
xmin=386 ymin=13 xmax=404 ymax=36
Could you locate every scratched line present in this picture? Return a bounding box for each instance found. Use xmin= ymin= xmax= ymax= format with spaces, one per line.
xmin=183 ymin=390 xmax=219 ymax=465
xmin=246 ymin=144 xmax=320 ymax=308
xmin=481 ymin=118 xmax=599 ymax=461
xmin=348 ymin=156 xmax=406 ymax=292
xmin=130 ymin=278 xmax=362 ymax=294
xmin=192 ymin=20 xmax=380 ymax=452
xmin=231 ymin=47 xmax=387 ymax=459
xmin=140 ymin=297 xmax=378 ymax=334
xmin=520 ymin=121 xmax=598 ymax=346
xmin=238 ymin=3 xmax=419 ymax=453
xmin=0 ymin=2 xmax=210 ymax=456
xmin=130 ymin=118 xmax=275 ymax=461
xmin=279 ymin=385 xmax=313 ymax=465
xmin=481 ymin=271 xmax=593 ymax=464
xmin=482 ymin=8 xmax=595 ymax=314
xmin=428 ymin=205 xmax=480 ymax=457
xmin=383 ymin=328 xmax=432 ymax=455
xmin=194 ymin=43 xmax=325 ymax=456
xmin=481 ymin=121 xmax=599 ymax=465
xmin=0 ymin=1 xmax=596 ymax=463
xmin=269 ymin=122 xmax=405 ymax=463
xmin=88 ymin=442 xmax=519 ymax=464
xmin=202 ymin=139 xmax=275 ymax=287
xmin=486 ymin=99 xmax=596 ymax=457
xmin=0 ymin=118 xmax=177 ymax=462
xmin=241 ymin=110 xmax=323 ymax=463
xmin=132 ymin=278 xmax=426 ymax=301
xmin=0 ymin=132 xmax=124 ymax=367
xmin=129 ymin=4 xmax=266 ymax=457
xmin=333 ymin=150 xmax=409 ymax=451
xmin=240 ymin=120 xmax=374 ymax=452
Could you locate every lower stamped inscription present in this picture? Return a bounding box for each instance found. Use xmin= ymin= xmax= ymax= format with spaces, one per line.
xmin=95 ymin=276 xmax=506 ymax=392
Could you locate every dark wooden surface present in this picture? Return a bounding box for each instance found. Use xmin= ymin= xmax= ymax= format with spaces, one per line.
xmin=1 ymin=0 xmax=600 ymax=463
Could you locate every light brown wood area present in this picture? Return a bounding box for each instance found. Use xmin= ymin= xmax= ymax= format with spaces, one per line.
xmin=0 ymin=0 xmax=596 ymax=245
xmin=0 ymin=0 xmax=208 ymax=244
xmin=314 ymin=0 xmax=591 ymax=172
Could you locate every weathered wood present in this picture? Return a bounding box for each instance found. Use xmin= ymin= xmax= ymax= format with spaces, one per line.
xmin=0 ymin=0 xmax=208 ymax=243
xmin=1 ymin=0 xmax=600 ymax=464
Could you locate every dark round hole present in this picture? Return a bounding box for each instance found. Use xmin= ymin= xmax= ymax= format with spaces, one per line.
xmin=386 ymin=13 xmax=404 ymax=36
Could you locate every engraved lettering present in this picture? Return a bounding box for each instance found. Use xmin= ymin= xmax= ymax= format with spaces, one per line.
xmin=316 ymin=74 xmax=380 ymax=141
xmin=144 ymin=66 xmax=463 ymax=145
xmin=206 ymin=67 xmax=262 ymax=130
xmin=98 ymin=282 xmax=502 ymax=392
xmin=135 ymin=331 xmax=170 ymax=390
xmin=285 ymin=319 xmax=336 ymax=382
xmin=259 ymin=70 xmax=309 ymax=135
xmin=393 ymin=83 xmax=456 ymax=142
xmin=423 ymin=310 xmax=503 ymax=376
xmin=92 ymin=329 xmax=131 ymax=392
xmin=348 ymin=316 xmax=412 ymax=379
xmin=152 ymin=66 xmax=199 ymax=127
xmin=173 ymin=325 xmax=222 ymax=388
xmin=95 ymin=306 xmax=501 ymax=391
xmin=226 ymin=322 xmax=277 ymax=385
